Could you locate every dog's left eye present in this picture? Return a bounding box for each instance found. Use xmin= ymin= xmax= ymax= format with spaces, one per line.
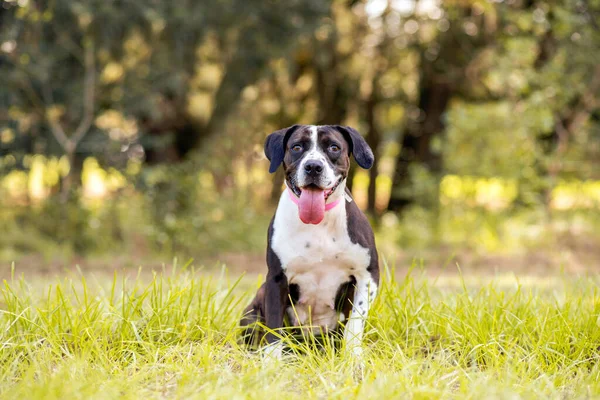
xmin=329 ymin=144 xmax=340 ymax=153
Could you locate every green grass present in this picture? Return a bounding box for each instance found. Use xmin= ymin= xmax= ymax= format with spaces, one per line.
xmin=1 ymin=261 xmax=600 ymax=399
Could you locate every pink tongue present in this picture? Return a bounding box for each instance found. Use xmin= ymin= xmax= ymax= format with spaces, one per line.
xmin=298 ymin=188 xmax=326 ymax=224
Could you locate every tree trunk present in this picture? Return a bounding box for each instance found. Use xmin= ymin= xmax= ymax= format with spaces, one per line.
xmin=314 ymin=65 xmax=348 ymax=126
xmin=364 ymin=88 xmax=381 ymax=215
xmin=60 ymin=150 xmax=83 ymax=202
xmin=388 ymin=74 xmax=452 ymax=212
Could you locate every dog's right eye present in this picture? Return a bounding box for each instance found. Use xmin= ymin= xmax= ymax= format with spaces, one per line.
xmin=291 ymin=144 xmax=303 ymax=153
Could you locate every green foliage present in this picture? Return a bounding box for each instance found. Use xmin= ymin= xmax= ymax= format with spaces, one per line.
xmin=138 ymin=161 xmax=269 ymax=257
xmin=378 ymin=176 xmax=600 ymax=253
xmin=0 ymin=194 xmax=124 ymax=259
xmin=36 ymin=193 xmax=96 ymax=254
xmin=0 ymin=210 xmax=63 ymax=261
xmin=1 ymin=0 xmax=600 ymax=258
xmin=0 ymin=0 xmax=330 ymax=165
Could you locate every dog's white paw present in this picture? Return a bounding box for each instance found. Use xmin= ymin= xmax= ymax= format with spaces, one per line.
xmin=344 ymin=340 xmax=364 ymax=359
xmin=260 ymin=341 xmax=283 ymax=362
xmin=350 ymin=345 xmax=363 ymax=358
xmin=345 ymin=345 xmax=365 ymax=380
xmin=352 ymin=360 xmax=365 ymax=381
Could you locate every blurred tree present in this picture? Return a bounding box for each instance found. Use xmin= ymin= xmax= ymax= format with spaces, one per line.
xmin=387 ymin=0 xmax=600 ymax=213
xmin=530 ymin=1 xmax=600 ymax=207
xmin=387 ymin=0 xmax=497 ymax=212
xmin=0 ymin=0 xmax=330 ymax=188
xmin=1 ymin=0 xmax=598 ymax=219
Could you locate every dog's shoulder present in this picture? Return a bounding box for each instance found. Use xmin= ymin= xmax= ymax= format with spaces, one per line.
xmin=344 ymin=188 xmax=379 ymax=283
xmin=344 ymin=188 xmax=375 ymax=248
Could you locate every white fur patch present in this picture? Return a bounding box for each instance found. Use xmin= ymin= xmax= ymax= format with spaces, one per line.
xmin=271 ymin=180 xmax=374 ymax=334
xmin=261 ymin=341 xmax=283 ymax=361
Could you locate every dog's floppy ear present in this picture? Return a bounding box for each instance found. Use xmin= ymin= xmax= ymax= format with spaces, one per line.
xmin=264 ymin=125 xmax=301 ymax=173
xmin=333 ymin=125 xmax=374 ymax=169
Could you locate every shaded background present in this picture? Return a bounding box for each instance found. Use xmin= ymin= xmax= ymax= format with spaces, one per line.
xmin=1 ymin=0 xmax=599 ymax=274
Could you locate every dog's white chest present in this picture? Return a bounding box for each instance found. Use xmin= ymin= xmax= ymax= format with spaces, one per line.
xmin=270 ymin=191 xmax=371 ymax=330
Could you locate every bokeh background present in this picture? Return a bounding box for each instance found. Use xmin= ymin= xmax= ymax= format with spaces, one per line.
xmin=1 ymin=0 xmax=599 ymax=275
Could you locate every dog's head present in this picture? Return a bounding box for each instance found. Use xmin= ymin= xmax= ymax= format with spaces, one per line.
xmin=264 ymin=124 xmax=374 ymax=224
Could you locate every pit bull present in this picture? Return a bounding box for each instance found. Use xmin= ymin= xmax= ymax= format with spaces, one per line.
xmin=240 ymin=124 xmax=379 ymax=358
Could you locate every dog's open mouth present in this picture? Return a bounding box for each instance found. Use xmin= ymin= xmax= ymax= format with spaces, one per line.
xmin=289 ymin=177 xmax=343 ymax=201
xmin=289 ymin=177 xmax=343 ymax=225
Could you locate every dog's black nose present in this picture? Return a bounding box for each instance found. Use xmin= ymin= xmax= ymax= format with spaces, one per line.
xmin=304 ymin=160 xmax=324 ymax=176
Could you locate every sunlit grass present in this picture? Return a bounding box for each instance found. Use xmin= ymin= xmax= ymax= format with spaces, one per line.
xmin=1 ymin=261 xmax=599 ymax=399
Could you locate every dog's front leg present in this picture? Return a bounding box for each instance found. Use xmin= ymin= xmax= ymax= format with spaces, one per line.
xmin=343 ymin=277 xmax=377 ymax=358
xmin=262 ymin=269 xmax=289 ymax=360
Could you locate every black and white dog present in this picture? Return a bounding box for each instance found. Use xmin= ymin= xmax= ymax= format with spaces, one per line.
xmin=241 ymin=124 xmax=379 ymax=358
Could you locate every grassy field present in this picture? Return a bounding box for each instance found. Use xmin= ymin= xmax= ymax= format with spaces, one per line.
xmin=1 ymin=260 xmax=600 ymax=399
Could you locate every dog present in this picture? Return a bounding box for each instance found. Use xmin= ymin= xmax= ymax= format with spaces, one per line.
xmin=240 ymin=124 xmax=379 ymax=358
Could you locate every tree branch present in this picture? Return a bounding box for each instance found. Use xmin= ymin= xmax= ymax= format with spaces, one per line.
xmin=70 ymin=40 xmax=96 ymax=151
xmin=46 ymin=115 xmax=72 ymax=152
xmin=41 ymin=84 xmax=71 ymax=152
xmin=41 ymin=39 xmax=96 ymax=154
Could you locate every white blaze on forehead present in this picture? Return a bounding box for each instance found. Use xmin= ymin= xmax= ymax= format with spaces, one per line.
xmin=303 ymin=125 xmax=321 ymax=160
xmin=310 ymin=125 xmax=318 ymax=148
